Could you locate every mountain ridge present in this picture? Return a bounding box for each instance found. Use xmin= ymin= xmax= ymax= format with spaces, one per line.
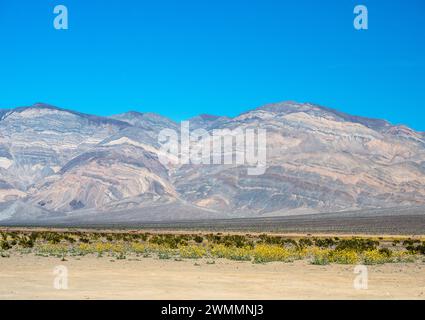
xmin=0 ymin=101 xmax=424 ymax=223
xmin=2 ymin=100 xmax=417 ymax=131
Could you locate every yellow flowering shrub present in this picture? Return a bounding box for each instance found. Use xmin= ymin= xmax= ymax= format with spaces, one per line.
xmin=94 ymin=242 xmax=113 ymax=254
xmin=210 ymin=244 xmax=252 ymax=261
xmin=75 ymin=243 xmax=93 ymax=255
xmin=179 ymin=245 xmax=207 ymax=259
xmin=20 ymin=230 xmax=421 ymax=266
xmin=329 ymin=250 xmax=359 ymax=264
xmin=362 ymin=249 xmax=390 ymax=264
xmin=252 ymin=245 xmax=293 ymax=263
xmin=131 ymin=242 xmax=148 ymax=254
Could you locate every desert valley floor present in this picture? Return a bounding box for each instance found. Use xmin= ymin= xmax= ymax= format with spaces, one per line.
xmin=0 ymin=226 xmax=424 ymax=300
xmin=1 ymin=254 xmax=424 ymax=300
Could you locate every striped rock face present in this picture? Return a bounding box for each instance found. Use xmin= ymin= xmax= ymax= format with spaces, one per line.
xmin=0 ymin=101 xmax=424 ymax=223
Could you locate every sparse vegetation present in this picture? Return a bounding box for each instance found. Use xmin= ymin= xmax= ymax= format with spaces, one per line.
xmin=0 ymin=229 xmax=422 ymax=265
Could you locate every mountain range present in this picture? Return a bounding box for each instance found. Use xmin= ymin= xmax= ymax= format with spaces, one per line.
xmin=0 ymin=101 xmax=424 ymax=224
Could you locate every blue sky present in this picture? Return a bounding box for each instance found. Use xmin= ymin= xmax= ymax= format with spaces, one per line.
xmin=0 ymin=0 xmax=424 ymax=130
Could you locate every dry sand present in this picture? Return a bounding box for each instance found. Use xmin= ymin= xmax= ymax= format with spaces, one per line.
xmin=0 ymin=254 xmax=424 ymax=300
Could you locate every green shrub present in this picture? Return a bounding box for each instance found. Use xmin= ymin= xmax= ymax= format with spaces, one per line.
xmin=193 ymin=235 xmax=204 ymax=244
xmin=1 ymin=241 xmax=12 ymax=250
xmin=335 ymin=238 xmax=378 ymax=252
xmin=298 ymin=238 xmax=313 ymax=248
xmin=314 ymin=238 xmax=336 ymax=248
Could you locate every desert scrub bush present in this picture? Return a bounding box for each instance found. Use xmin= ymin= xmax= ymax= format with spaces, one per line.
xmin=28 ymin=232 xmax=38 ymax=241
xmin=313 ymin=238 xmax=336 ymax=248
xmin=94 ymin=242 xmax=115 ymax=255
xmin=258 ymin=234 xmax=282 ymax=245
xmin=17 ymin=236 xmax=34 ymax=248
xmin=158 ymin=251 xmax=172 ymax=259
xmin=116 ymin=252 xmax=126 ymax=260
xmin=362 ymin=249 xmax=391 ymax=265
xmin=219 ymin=235 xmax=253 ymax=248
xmin=8 ymin=232 xmax=18 ymax=240
xmin=404 ymin=242 xmax=425 ymax=255
xmin=0 ymin=241 xmax=12 ymax=251
xmin=210 ymin=244 xmax=252 ymax=261
xmin=252 ymin=245 xmax=294 ymax=263
xmin=390 ymin=250 xmax=416 ymax=263
xmin=281 ymin=239 xmax=298 ymax=248
xmin=378 ymin=248 xmax=392 ymax=257
xmin=40 ymin=232 xmax=64 ymax=244
xmin=139 ymin=233 xmax=149 ymax=241
xmin=74 ymin=242 xmax=130 ymax=256
xmin=209 ymin=244 xmax=228 ymax=259
xmin=179 ymin=245 xmax=206 ymax=259
xmin=131 ymin=242 xmax=148 ymax=254
xmin=329 ymin=249 xmax=359 ymax=264
xmin=257 ymin=235 xmax=297 ymax=248
xmin=149 ymin=244 xmax=175 ymax=259
xmin=149 ymin=234 xmax=187 ymax=249
xmin=206 ymin=233 xmax=222 ymax=243
xmin=402 ymin=239 xmax=420 ymax=247
xmin=62 ymin=234 xmax=76 ymax=244
xmin=17 ymin=247 xmax=33 ymax=254
xmin=78 ymin=237 xmax=90 ymax=244
xmin=37 ymin=243 xmax=69 ymax=257
xmin=75 ymin=243 xmax=94 ymax=255
xmin=298 ymin=238 xmax=313 ymax=248
xmin=308 ymin=247 xmax=331 ymax=265
xmin=110 ymin=243 xmax=126 ymax=254
xmin=417 ymin=244 xmax=425 ymax=255
xmin=193 ymin=235 xmax=204 ymax=244
xmin=335 ymin=238 xmax=378 ymax=252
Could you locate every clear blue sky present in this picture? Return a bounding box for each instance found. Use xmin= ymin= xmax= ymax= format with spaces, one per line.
xmin=0 ymin=0 xmax=424 ymax=130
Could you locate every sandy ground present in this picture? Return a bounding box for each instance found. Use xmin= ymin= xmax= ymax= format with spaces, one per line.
xmin=0 ymin=254 xmax=424 ymax=300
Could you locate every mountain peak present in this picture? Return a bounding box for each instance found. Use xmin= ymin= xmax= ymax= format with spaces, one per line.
xmin=122 ymin=110 xmax=145 ymax=117
xmin=0 ymin=103 xmax=131 ymax=128
xmin=32 ymin=102 xmax=60 ymax=109
xmin=11 ymin=102 xmax=77 ymax=115
xmin=198 ymin=114 xmax=221 ymax=121
xmin=253 ymin=101 xmax=392 ymax=131
xmin=111 ymin=110 xmax=175 ymax=122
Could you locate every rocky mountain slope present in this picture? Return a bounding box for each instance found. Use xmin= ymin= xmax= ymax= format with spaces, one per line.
xmin=0 ymin=101 xmax=424 ymax=223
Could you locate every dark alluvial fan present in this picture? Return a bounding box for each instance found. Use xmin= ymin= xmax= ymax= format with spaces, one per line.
xmin=0 ymin=101 xmax=424 ymax=224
